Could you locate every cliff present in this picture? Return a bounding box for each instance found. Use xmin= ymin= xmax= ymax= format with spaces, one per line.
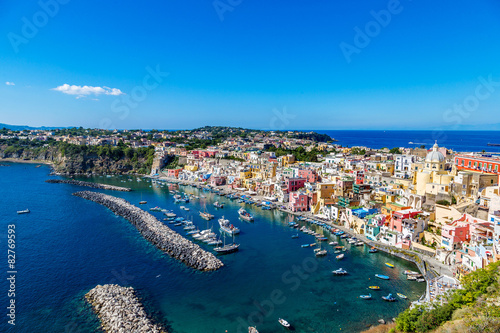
xmin=0 ymin=143 xmax=154 ymax=175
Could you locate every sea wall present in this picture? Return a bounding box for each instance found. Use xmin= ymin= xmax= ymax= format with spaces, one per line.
xmin=86 ymin=284 xmax=166 ymax=333
xmin=46 ymin=179 xmax=131 ymax=192
xmin=73 ymin=191 xmax=223 ymax=271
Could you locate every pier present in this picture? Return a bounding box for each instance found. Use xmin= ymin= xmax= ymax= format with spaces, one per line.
xmin=47 ymin=179 xmax=131 ymax=192
xmin=73 ymin=191 xmax=223 ymax=271
xmin=86 ymin=284 xmax=166 ymax=333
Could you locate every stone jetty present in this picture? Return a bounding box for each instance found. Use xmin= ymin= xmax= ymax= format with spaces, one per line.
xmin=73 ymin=191 xmax=223 ymax=271
xmin=46 ymin=179 xmax=131 ymax=191
xmin=86 ymin=284 xmax=166 ymax=333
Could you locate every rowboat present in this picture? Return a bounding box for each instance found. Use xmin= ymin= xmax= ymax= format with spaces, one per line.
xmin=385 ymin=263 xmax=394 ymax=268
xmin=368 ymin=286 xmax=380 ymax=290
xmin=360 ymin=294 xmax=372 ymax=300
xmin=375 ymin=274 xmax=390 ymax=280
xmin=397 ymin=293 xmax=408 ymax=299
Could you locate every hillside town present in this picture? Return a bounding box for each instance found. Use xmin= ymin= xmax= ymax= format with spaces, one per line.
xmin=2 ymin=126 xmax=500 ymax=283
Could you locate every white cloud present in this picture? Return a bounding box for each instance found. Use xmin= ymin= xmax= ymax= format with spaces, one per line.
xmin=5 ymin=81 xmax=15 ymax=86
xmin=52 ymin=84 xmax=124 ymax=98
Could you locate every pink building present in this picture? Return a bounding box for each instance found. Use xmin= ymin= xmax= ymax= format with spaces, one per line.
xmin=210 ymin=176 xmax=226 ymax=186
xmin=285 ymin=177 xmax=306 ymax=192
xmin=390 ymin=209 xmax=422 ymax=233
xmin=298 ymin=169 xmax=319 ymax=183
xmin=200 ymin=150 xmax=217 ymax=158
xmin=441 ymin=218 xmax=470 ymax=251
xmin=289 ymin=192 xmax=309 ymax=212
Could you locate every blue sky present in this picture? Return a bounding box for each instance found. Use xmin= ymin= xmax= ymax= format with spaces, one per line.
xmin=1 ymin=0 xmax=500 ymax=130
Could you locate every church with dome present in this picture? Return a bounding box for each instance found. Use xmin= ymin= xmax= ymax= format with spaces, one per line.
xmin=415 ymin=142 xmax=454 ymax=199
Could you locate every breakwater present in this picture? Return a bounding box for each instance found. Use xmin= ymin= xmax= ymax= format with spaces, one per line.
xmin=73 ymin=191 xmax=223 ymax=271
xmin=47 ymin=179 xmax=131 ymax=191
xmin=86 ymin=284 xmax=166 ymax=333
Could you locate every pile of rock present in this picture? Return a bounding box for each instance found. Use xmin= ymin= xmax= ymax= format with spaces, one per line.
xmin=86 ymin=284 xmax=165 ymax=333
xmin=47 ymin=179 xmax=131 ymax=191
xmin=73 ymin=191 xmax=223 ymax=271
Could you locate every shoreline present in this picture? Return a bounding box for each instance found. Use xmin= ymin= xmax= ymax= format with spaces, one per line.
xmin=0 ymin=157 xmax=55 ymax=166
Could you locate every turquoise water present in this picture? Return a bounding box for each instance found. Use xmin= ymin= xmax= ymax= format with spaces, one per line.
xmin=0 ymin=162 xmax=425 ymax=333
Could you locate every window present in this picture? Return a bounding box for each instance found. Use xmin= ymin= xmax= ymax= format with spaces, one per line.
xmin=469 ymin=161 xmax=472 ymax=167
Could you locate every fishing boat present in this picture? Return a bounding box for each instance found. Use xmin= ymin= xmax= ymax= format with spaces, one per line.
xmin=336 ymin=253 xmax=344 ymax=260
xmin=360 ymin=294 xmax=372 ymax=300
xmin=278 ymin=318 xmax=290 ymax=328
xmin=17 ymin=209 xmax=30 ymax=214
xmin=199 ymin=211 xmax=214 ymax=220
xmin=332 ymin=268 xmax=348 ymax=275
xmin=219 ymin=216 xmax=240 ymax=235
xmin=213 ymin=201 xmax=224 ymax=208
xmin=382 ymin=293 xmax=396 ymax=302
xmin=368 ymin=286 xmax=380 ymax=290
xmin=385 ymin=263 xmax=395 ymax=268
xmin=397 ymin=293 xmax=408 ymax=299
xmin=238 ymin=208 xmax=254 ymax=222
xmin=214 ymin=234 xmax=239 ymax=254
xmin=368 ymin=248 xmax=378 ymax=253
xmin=375 ymin=274 xmax=390 ymax=280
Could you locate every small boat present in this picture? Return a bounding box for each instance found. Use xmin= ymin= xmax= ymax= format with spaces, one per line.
xmin=174 ymin=222 xmax=182 ymax=226
xmin=416 ymin=278 xmax=425 ymax=282
xmin=368 ymin=286 xmax=380 ymax=290
xmin=332 ymin=268 xmax=348 ymax=275
xmin=199 ymin=211 xmax=214 ymax=220
xmin=385 ymin=263 xmax=395 ymax=268
xmin=329 ymin=241 xmax=338 ymax=246
xmin=403 ymin=270 xmax=419 ymax=275
xmin=314 ymin=249 xmax=327 ymax=257
xmin=278 ymin=318 xmax=290 ymax=328
xmin=316 ymin=236 xmax=328 ymax=242
xmin=360 ymin=294 xmax=372 ymax=300
xmin=375 ymin=274 xmax=390 ymax=280
xmin=355 ymin=241 xmax=364 ymax=246
xmin=309 ymin=243 xmax=316 ymax=247
xmin=150 ymin=206 xmax=162 ymax=212
xmin=368 ymin=248 xmax=378 ymax=253
xmin=213 ymin=201 xmax=224 ymax=208
xmin=382 ymin=293 xmax=396 ymax=302
xmin=17 ymin=209 xmax=30 ymax=214
xmin=219 ymin=216 xmax=240 ymax=235
xmin=238 ymin=208 xmax=254 ymax=222
xmin=139 ymin=201 xmax=147 ymax=204
xmin=397 ymin=293 xmax=408 ymax=299
xmin=407 ymin=275 xmax=417 ymax=281
xmin=214 ymin=243 xmax=239 ymax=254
xmin=336 ymin=253 xmax=344 ymax=260
xmin=301 ymin=244 xmax=310 ymax=248
xmin=291 ymin=234 xmax=299 ymax=239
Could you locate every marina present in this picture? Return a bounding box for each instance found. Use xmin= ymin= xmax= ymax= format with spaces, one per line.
xmin=1 ymin=164 xmax=426 ymax=333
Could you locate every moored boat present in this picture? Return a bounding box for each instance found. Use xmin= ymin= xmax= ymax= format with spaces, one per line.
xmin=382 ymin=293 xmax=396 ymax=302
xmin=368 ymin=286 xmax=380 ymax=290
xmin=360 ymin=293 xmax=372 ymax=300
xmin=213 ymin=201 xmax=224 ymax=208
xmin=238 ymin=208 xmax=254 ymax=222
xmin=332 ymin=268 xmax=348 ymax=275
xmin=199 ymin=211 xmax=214 ymax=220
xmin=375 ymin=274 xmax=390 ymax=280
xmin=385 ymin=262 xmax=395 ymax=268
xmin=397 ymin=293 xmax=408 ymax=299
xmin=368 ymin=248 xmax=378 ymax=253
xmin=219 ymin=216 xmax=240 ymax=235
xmin=336 ymin=253 xmax=345 ymax=260
xmin=17 ymin=209 xmax=30 ymax=214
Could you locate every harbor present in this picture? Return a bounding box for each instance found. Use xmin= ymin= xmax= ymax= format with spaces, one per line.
xmin=1 ymin=164 xmax=426 ymax=333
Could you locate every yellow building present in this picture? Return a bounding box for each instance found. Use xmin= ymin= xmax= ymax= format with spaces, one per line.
xmin=184 ymin=165 xmax=198 ymax=172
xmin=311 ymin=183 xmax=336 ymax=214
xmin=415 ymin=142 xmax=453 ymax=196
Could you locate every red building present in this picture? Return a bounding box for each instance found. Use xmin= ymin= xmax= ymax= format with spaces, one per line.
xmin=390 ymin=209 xmax=422 ymax=233
xmin=167 ymin=168 xmax=183 ymax=178
xmin=455 ymin=155 xmax=500 ymax=174
xmin=285 ymin=177 xmax=306 ymax=192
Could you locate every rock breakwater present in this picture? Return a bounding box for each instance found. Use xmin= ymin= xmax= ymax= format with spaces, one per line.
xmin=86 ymin=284 xmax=166 ymax=333
xmin=73 ymin=191 xmax=223 ymax=271
xmin=47 ymin=179 xmax=131 ymax=191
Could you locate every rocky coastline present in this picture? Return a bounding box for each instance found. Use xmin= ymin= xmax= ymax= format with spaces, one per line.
xmin=46 ymin=179 xmax=131 ymax=192
xmin=86 ymin=284 xmax=166 ymax=333
xmin=73 ymin=191 xmax=223 ymax=271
